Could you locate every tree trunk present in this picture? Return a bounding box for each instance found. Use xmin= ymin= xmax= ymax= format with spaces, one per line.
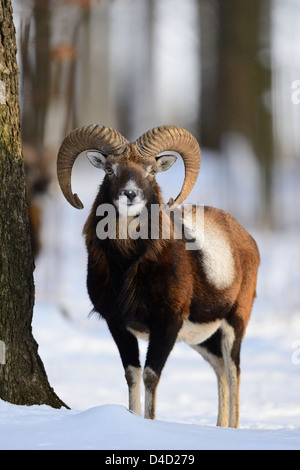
xmin=0 ymin=0 xmax=67 ymax=408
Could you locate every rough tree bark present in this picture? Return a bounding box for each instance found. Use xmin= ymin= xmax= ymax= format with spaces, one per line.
xmin=0 ymin=0 xmax=67 ymax=408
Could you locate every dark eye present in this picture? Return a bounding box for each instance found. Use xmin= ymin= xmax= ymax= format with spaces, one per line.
xmin=106 ymin=167 xmax=114 ymax=176
xmin=149 ymin=169 xmax=156 ymax=177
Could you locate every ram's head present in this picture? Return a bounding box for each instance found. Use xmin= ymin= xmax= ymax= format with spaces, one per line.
xmin=57 ymin=125 xmax=201 ymax=215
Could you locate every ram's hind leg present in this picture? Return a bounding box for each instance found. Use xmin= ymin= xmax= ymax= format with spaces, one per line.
xmin=195 ymin=322 xmax=241 ymax=428
xmin=221 ymin=295 xmax=255 ymax=428
xmin=193 ymin=330 xmax=230 ymax=427
xmin=220 ymin=320 xmax=241 ymax=428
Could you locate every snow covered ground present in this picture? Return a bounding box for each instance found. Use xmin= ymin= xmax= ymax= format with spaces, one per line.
xmin=1 ymin=158 xmax=300 ymax=450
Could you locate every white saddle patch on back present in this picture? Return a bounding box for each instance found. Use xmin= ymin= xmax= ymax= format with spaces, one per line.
xmin=183 ymin=210 xmax=235 ymax=290
xmin=202 ymin=224 xmax=235 ymax=289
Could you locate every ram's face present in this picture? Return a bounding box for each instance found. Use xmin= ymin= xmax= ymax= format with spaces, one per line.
xmin=109 ymin=162 xmax=152 ymax=217
xmin=87 ymin=148 xmax=177 ymax=217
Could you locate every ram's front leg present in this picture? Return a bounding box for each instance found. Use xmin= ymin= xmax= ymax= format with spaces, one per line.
xmin=143 ymin=317 xmax=182 ymax=419
xmin=125 ymin=365 xmax=142 ymax=416
xmin=107 ymin=321 xmax=142 ymax=416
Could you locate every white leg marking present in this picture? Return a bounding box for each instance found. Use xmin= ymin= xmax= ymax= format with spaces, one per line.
xmin=125 ymin=366 xmax=142 ymax=416
xmin=194 ymin=345 xmax=229 ymax=427
xmin=216 ymin=368 xmax=230 ymax=427
xmin=220 ymin=320 xmax=240 ymax=428
xmin=143 ymin=366 xmax=159 ymax=420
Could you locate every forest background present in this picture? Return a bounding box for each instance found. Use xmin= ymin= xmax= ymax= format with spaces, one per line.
xmin=1 ymin=0 xmax=299 ymax=447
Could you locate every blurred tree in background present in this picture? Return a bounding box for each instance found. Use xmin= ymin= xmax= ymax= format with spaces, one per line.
xmin=21 ymin=0 xmax=51 ymax=148
xmin=9 ymin=0 xmax=300 ymax=251
xmin=199 ymin=0 xmax=273 ymax=225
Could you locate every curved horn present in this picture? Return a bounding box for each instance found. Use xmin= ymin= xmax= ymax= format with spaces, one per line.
xmin=57 ymin=124 xmax=128 ymax=209
xmin=136 ymin=125 xmax=201 ymax=207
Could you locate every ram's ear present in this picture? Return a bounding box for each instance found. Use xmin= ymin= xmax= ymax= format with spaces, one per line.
xmin=155 ymin=153 xmax=177 ymax=172
xmin=86 ymin=151 xmax=106 ymax=169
